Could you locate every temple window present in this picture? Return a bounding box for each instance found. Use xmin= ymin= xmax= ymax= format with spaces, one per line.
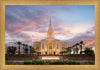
xmin=49 ymin=43 xmax=52 ymax=49
xmin=49 ymin=47 xmax=52 ymax=49
xmin=36 ymin=44 xmax=39 ymax=49
xmin=49 ymin=43 xmax=52 ymax=47
xmin=62 ymin=44 xmax=65 ymax=47
xmin=62 ymin=44 xmax=65 ymax=49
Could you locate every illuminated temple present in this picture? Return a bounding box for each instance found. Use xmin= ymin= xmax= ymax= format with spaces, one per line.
xmin=34 ymin=16 xmax=67 ymax=55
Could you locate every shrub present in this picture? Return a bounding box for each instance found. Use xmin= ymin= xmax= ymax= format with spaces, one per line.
xmin=49 ymin=60 xmax=67 ymax=65
xmin=24 ymin=61 xmax=31 ymax=65
xmin=32 ymin=61 xmax=44 ymax=65
xmin=67 ymin=61 xmax=80 ymax=65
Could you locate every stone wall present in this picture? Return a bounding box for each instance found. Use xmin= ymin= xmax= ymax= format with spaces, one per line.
xmin=63 ymin=55 xmax=95 ymax=60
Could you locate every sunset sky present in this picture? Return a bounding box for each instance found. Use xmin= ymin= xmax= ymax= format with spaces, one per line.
xmin=5 ymin=5 xmax=95 ymax=50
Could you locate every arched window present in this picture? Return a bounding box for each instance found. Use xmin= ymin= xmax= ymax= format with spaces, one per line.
xmin=49 ymin=43 xmax=52 ymax=49
xmin=62 ymin=44 xmax=65 ymax=49
xmin=36 ymin=44 xmax=39 ymax=49
xmin=62 ymin=44 xmax=65 ymax=47
xmin=49 ymin=43 xmax=52 ymax=47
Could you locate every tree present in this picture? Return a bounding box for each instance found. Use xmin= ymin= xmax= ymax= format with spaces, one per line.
xmin=67 ymin=47 xmax=72 ymax=55
xmin=22 ymin=44 xmax=26 ymax=54
xmin=72 ymin=45 xmax=75 ymax=54
xmin=63 ymin=51 xmax=67 ymax=55
xmin=29 ymin=46 xmax=36 ymax=55
xmin=24 ymin=44 xmax=28 ymax=54
xmin=75 ymin=47 xmax=79 ymax=54
xmin=16 ymin=41 xmax=22 ymax=55
xmin=75 ymin=43 xmax=79 ymax=54
xmin=79 ymin=41 xmax=84 ymax=54
xmin=7 ymin=46 xmax=17 ymax=55
xmin=37 ymin=52 xmax=41 ymax=56
xmin=84 ymin=47 xmax=94 ymax=55
xmin=60 ymin=51 xmax=64 ymax=55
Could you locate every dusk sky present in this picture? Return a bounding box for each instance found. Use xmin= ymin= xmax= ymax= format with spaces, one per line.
xmin=5 ymin=5 xmax=95 ymax=51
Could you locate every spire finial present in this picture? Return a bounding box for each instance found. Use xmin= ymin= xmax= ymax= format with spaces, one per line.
xmin=50 ymin=14 xmax=51 ymax=25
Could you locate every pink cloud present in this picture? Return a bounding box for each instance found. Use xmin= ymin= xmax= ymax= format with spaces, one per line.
xmin=12 ymin=21 xmax=37 ymax=33
xmin=84 ymin=40 xmax=95 ymax=47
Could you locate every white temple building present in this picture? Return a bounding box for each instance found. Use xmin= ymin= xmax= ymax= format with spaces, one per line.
xmin=34 ymin=16 xmax=67 ymax=55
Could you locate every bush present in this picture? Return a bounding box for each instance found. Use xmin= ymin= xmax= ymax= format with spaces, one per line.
xmin=49 ymin=60 xmax=67 ymax=65
xmin=24 ymin=60 xmax=80 ymax=65
xmin=67 ymin=61 xmax=80 ymax=65
xmin=32 ymin=61 xmax=44 ymax=65
xmin=24 ymin=61 xmax=31 ymax=65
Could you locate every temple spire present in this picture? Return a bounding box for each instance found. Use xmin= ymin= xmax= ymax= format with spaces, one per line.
xmin=47 ymin=15 xmax=54 ymax=38
xmin=49 ymin=15 xmax=52 ymax=28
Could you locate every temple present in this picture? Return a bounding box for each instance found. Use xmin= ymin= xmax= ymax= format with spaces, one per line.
xmin=34 ymin=16 xmax=67 ymax=55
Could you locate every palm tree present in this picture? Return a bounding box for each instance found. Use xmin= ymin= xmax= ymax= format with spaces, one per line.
xmin=16 ymin=41 xmax=22 ymax=55
xmin=72 ymin=45 xmax=75 ymax=54
xmin=79 ymin=41 xmax=84 ymax=54
xmin=84 ymin=47 xmax=94 ymax=55
xmin=67 ymin=47 xmax=72 ymax=55
xmin=7 ymin=46 xmax=11 ymax=55
xmin=22 ymin=44 xmax=25 ymax=54
xmin=29 ymin=46 xmax=36 ymax=55
xmin=75 ymin=43 xmax=79 ymax=54
xmin=24 ymin=44 xmax=28 ymax=54
xmin=37 ymin=52 xmax=41 ymax=56
xmin=60 ymin=51 xmax=64 ymax=55
xmin=63 ymin=51 xmax=67 ymax=55
xmin=29 ymin=46 xmax=32 ymax=55
xmin=7 ymin=46 xmax=17 ymax=55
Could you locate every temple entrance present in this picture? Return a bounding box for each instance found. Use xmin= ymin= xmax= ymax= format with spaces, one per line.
xmin=48 ymin=52 xmax=52 ymax=55
xmin=45 ymin=52 xmax=47 ymax=55
xmin=54 ymin=52 xmax=55 ymax=55
xmin=49 ymin=54 xmax=52 ymax=55
xmin=48 ymin=42 xmax=54 ymax=55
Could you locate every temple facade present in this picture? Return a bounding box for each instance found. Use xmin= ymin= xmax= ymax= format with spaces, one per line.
xmin=34 ymin=16 xmax=67 ymax=55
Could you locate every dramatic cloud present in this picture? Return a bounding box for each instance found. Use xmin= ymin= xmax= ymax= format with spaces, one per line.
xmin=5 ymin=5 xmax=95 ymax=51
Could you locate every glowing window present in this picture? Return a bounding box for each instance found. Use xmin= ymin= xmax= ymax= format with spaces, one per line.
xmin=49 ymin=43 xmax=52 ymax=47
xmin=62 ymin=44 xmax=65 ymax=47
xmin=36 ymin=44 xmax=39 ymax=49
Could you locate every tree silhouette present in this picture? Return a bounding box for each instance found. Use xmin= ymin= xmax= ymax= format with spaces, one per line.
xmin=75 ymin=43 xmax=79 ymax=54
xmin=24 ymin=44 xmax=28 ymax=54
xmin=79 ymin=41 xmax=84 ymax=54
xmin=7 ymin=46 xmax=17 ymax=55
xmin=84 ymin=47 xmax=94 ymax=55
xmin=16 ymin=41 xmax=22 ymax=55
xmin=37 ymin=52 xmax=41 ymax=56
xmin=67 ymin=47 xmax=72 ymax=55
xmin=29 ymin=46 xmax=36 ymax=55
xmin=60 ymin=51 xmax=64 ymax=55
xmin=72 ymin=45 xmax=75 ymax=54
xmin=22 ymin=44 xmax=25 ymax=54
